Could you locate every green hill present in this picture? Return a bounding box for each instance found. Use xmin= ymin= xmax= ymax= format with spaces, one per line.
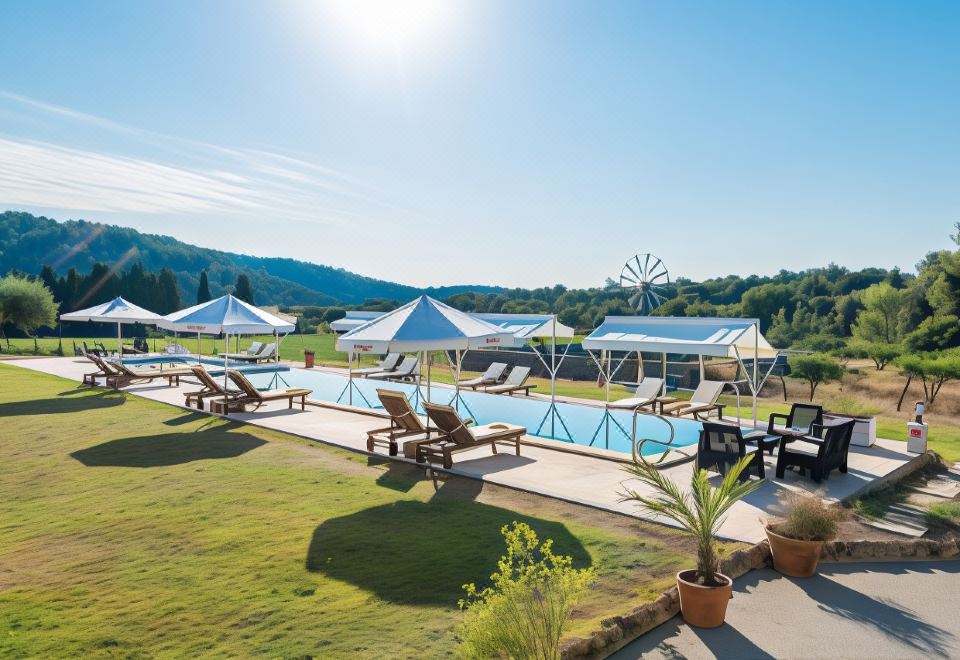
xmin=0 ymin=212 xmax=502 ymax=305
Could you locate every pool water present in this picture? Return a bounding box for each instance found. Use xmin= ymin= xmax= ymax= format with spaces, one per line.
xmin=122 ymin=355 xmax=289 ymax=376
xmin=244 ymin=368 xmax=702 ymax=456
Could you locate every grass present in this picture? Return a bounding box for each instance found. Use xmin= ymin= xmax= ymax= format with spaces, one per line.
xmin=926 ymin=501 xmax=960 ymax=528
xmin=0 ymin=363 xmax=732 ymax=658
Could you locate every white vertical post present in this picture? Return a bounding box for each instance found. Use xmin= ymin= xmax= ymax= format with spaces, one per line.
xmin=604 ymin=349 xmax=610 ymax=402
xmin=426 ymin=351 xmax=432 ymax=402
xmin=661 ymin=352 xmax=667 ymax=396
xmin=348 ymin=350 xmax=353 ymax=405
xmin=197 ymin=331 xmax=202 ymax=364
xmin=117 ymin=322 xmax=123 ymax=365
xmin=551 ymin=316 xmax=557 ymax=404
xmin=753 ymin=322 xmax=759 ymax=426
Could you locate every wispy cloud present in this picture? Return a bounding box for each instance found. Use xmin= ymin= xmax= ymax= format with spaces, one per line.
xmin=0 ymin=91 xmax=391 ymax=224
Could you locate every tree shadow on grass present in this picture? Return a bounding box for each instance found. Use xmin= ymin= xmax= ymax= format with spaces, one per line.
xmin=71 ymin=429 xmax=266 ymax=468
xmin=305 ymin=500 xmax=590 ymax=605
xmin=0 ymin=390 xmax=125 ymax=417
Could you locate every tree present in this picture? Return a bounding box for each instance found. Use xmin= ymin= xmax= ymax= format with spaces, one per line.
xmin=197 ymin=270 xmax=212 ymax=305
xmin=851 ymin=282 xmax=906 ymax=344
xmin=788 ymin=354 xmax=844 ymax=401
xmin=0 ymin=275 xmax=59 ymax=351
xmin=848 ymin=339 xmax=901 ymax=370
xmin=157 ymin=268 xmax=181 ymax=314
xmin=904 ymin=315 xmax=960 ymax=352
xmin=457 ymin=522 xmax=594 ymax=660
xmin=234 ymin=274 xmax=254 ymax=304
xmin=895 ymin=353 xmax=960 ymax=410
xmin=741 ymin=284 xmax=793 ymax=331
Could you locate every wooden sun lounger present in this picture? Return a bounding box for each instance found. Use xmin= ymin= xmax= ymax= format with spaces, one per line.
xmin=457 ymin=362 xmax=508 ymax=390
xmin=367 ymin=357 xmax=419 ymax=382
xmin=659 ymin=380 xmax=726 ymax=420
xmin=365 ymin=389 xmax=434 ymax=457
xmin=103 ymin=359 xmax=195 ymax=389
xmin=225 ymin=343 xmax=277 ymax=363
xmin=483 ymin=366 xmax=536 ymax=396
xmin=225 ymin=369 xmax=312 ymax=411
xmin=183 ymin=365 xmax=243 ymax=409
xmin=82 ymin=353 xmax=118 ymax=386
xmin=419 ymin=402 xmax=525 ymax=469
xmin=354 ymin=353 xmax=402 ymax=377
xmin=606 ymin=377 xmax=669 ymax=411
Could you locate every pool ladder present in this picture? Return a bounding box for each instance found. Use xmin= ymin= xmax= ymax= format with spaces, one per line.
xmin=630 ymin=408 xmax=694 ymax=468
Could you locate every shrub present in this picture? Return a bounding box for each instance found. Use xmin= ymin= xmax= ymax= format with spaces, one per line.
xmin=457 ymin=522 xmax=594 ymax=660
xmin=772 ymin=492 xmax=841 ymax=542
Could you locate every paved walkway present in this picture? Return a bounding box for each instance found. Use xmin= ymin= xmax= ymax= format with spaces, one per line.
xmin=6 ymin=357 xmax=925 ymax=543
xmin=610 ymin=561 xmax=960 ymax=659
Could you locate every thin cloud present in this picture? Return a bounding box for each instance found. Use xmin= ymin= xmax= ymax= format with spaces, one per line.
xmin=0 ymin=90 xmax=396 ymax=222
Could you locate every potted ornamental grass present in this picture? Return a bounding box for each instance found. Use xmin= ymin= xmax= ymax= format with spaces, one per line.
xmin=621 ymin=455 xmax=762 ymax=628
xmin=765 ymin=492 xmax=840 ymax=577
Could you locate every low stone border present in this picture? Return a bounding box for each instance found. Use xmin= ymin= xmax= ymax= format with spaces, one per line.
xmin=561 ymin=532 xmax=960 ymax=659
xmin=560 ymin=543 xmax=771 ymax=659
xmin=824 ymin=536 xmax=960 ymax=562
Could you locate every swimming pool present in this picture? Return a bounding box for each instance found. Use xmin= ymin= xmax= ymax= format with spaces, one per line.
xmin=122 ymin=355 xmax=289 ymax=376
xmin=244 ymin=368 xmax=702 ymax=456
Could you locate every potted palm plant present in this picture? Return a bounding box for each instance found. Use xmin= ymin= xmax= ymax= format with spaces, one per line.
xmin=621 ymin=455 xmax=762 ymax=628
xmin=765 ymin=492 xmax=840 ymax=578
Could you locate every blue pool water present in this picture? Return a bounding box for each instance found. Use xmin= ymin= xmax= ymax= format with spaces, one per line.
xmin=244 ymin=368 xmax=702 ymax=456
xmin=122 ymin=355 xmax=289 ymax=376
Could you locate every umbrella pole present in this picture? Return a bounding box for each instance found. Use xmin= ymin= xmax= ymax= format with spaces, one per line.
xmin=426 ymin=351 xmax=431 ymax=403
xmin=197 ymin=331 xmax=201 ymax=365
xmin=117 ymin=322 xmax=122 ymax=365
xmin=223 ymin=332 xmax=229 ymax=392
xmin=348 ymin=351 xmax=353 ymax=405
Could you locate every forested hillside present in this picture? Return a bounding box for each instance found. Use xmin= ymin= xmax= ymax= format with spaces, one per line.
xmin=0 ymin=212 xmax=501 ymax=305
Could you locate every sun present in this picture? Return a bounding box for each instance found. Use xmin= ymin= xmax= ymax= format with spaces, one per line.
xmin=324 ymin=0 xmax=454 ymax=52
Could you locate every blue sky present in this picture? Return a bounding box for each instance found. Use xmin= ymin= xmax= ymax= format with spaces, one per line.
xmin=1 ymin=1 xmax=958 ymax=289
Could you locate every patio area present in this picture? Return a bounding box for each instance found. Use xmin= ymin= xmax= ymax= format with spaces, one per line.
xmin=10 ymin=356 xmax=927 ymax=543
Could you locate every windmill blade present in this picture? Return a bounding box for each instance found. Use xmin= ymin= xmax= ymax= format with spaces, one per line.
xmin=625 ymin=259 xmax=642 ymax=282
xmin=620 ymin=273 xmax=638 ymax=285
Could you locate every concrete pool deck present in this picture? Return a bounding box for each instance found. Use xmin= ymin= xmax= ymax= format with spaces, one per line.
xmin=8 ymin=356 xmax=929 ymax=544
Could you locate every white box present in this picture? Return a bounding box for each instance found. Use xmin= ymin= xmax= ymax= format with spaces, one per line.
xmin=907 ymin=422 xmax=928 ymax=454
xmin=824 ymin=414 xmax=876 ymax=447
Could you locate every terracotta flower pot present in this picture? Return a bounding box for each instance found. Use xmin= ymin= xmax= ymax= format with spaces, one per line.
xmin=765 ymin=526 xmax=825 ymax=578
xmin=676 ymin=569 xmax=732 ymax=628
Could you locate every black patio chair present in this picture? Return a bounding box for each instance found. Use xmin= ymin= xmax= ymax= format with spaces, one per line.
xmin=696 ymin=422 xmax=765 ymax=481
xmin=775 ymin=419 xmax=856 ymax=483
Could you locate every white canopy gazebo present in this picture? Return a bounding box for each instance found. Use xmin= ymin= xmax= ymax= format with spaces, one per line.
xmin=335 ymin=295 xmax=513 ymax=405
xmin=582 ymin=316 xmax=781 ymax=423
xmin=60 ymin=296 xmax=162 ymax=364
xmin=158 ymin=294 xmax=295 ymax=386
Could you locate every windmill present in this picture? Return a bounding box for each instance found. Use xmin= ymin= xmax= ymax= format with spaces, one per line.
xmin=619 ymin=253 xmax=669 ymax=315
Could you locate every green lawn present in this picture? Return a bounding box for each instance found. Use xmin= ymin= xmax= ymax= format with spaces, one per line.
xmin=0 ymin=363 xmax=726 ymax=658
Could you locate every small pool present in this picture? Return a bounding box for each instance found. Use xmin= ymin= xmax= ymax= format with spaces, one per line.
xmin=121 ymin=355 xmax=289 ymax=376
xmin=245 ymin=368 xmax=702 ymax=456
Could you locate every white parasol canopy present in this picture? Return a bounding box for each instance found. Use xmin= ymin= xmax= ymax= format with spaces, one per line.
xmin=336 ymin=295 xmax=512 ymax=354
xmin=158 ymin=295 xmax=295 ymax=335
xmin=160 ymin=295 xmax=294 ymax=388
xmin=61 ymin=296 xmax=162 ymax=363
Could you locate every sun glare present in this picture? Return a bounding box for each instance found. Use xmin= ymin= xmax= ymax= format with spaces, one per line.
xmin=325 ymin=0 xmax=454 ymax=52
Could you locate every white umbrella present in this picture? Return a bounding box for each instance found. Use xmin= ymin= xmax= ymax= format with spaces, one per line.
xmin=60 ymin=296 xmax=162 ymax=364
xmin=159 ymin=294 xmax=295 ymax=388
xmin=336 ymin=295 xmax=513 ymax=405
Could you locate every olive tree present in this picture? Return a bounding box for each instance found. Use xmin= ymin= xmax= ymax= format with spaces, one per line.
xmin=788 ymin=354 xmax=844 ymax=401
xmin=896 ymin=352 xmax=960 ymax=410
xmin=0 ymin=275 xmax=59 ymax=352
